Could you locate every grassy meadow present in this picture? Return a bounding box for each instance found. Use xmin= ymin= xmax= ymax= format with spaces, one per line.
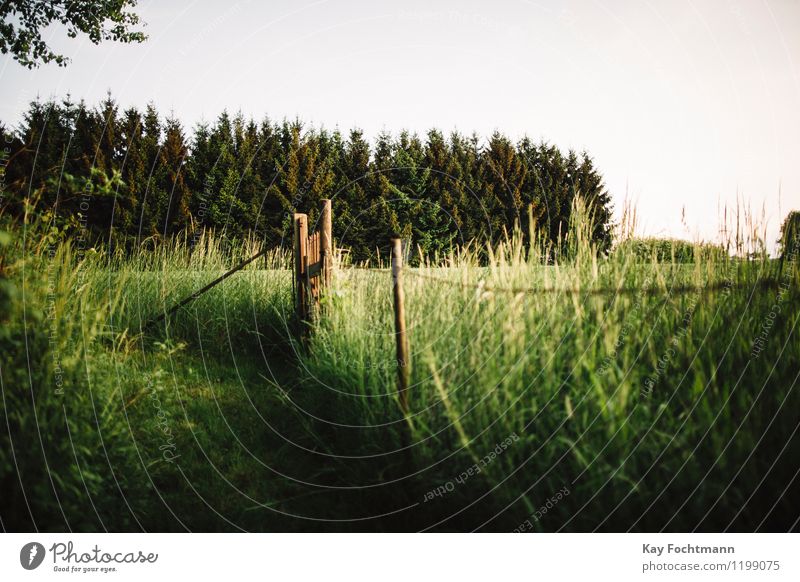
xmin=1 ymin=208 xmax=799 ymax=531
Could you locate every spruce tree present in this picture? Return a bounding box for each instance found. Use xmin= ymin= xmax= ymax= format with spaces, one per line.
xmin=159 ymin=115 xmax=191 ymax=235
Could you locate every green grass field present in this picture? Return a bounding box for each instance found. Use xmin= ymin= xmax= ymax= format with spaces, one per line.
xmin=1 ymin=214 xmax=798 ymax=532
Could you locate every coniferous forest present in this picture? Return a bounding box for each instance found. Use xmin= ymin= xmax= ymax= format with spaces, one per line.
xmin=1 ymin=94 xmax=613 ymax=260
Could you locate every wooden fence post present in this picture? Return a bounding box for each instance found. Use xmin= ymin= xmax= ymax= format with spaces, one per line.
xmin=391 ymin=238 xmax=410 ymax=414
xmin=320 ymin=199 xmax=333 ymax=291
xmin=294 ymin=213 xmax=308 ymax=322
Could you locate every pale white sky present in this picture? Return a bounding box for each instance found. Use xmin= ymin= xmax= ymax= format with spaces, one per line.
xmin=1 ymin=0 xmax=798 ymax=248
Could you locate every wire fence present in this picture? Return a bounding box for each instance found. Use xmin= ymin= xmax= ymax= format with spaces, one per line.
xmin=398 ymin=268 xmax=781 ymax=298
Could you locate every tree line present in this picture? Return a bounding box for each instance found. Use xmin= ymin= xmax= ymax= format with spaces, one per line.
xmin=1 ymin=94 xmax=613 ymax=262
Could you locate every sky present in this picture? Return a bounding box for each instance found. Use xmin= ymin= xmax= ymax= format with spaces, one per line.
xmin=1 ymin=0 xmax=799 ymax=249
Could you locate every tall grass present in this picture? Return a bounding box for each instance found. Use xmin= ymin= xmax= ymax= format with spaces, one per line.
xmin=101 ymin=230 xmax=294 ymax=357
xmin=2 ymin=202 xmax=798 ymax=531
xmin=1 ymin=232 xmax=150 ymax=530
xmin=1 ymin=221 xmax=297 ymax=531
xmin=301 ymin=202 xmax=800 ymax=530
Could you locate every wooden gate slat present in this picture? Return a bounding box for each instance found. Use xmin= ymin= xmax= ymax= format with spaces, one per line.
xmin=293 ymin=200 xmax=333 ymax=328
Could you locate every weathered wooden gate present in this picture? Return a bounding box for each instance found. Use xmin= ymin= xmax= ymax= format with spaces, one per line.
xmin=293 ymin=199 xmax=332 ymax=323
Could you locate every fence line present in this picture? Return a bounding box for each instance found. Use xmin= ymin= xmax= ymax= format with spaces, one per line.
xmin=148 ymin=215 xmax=787 ymax=418
xmin=400 ymin=268 xmax=779 ymax=297
xmin=380 ymin=256 xmax=786 ymax=419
